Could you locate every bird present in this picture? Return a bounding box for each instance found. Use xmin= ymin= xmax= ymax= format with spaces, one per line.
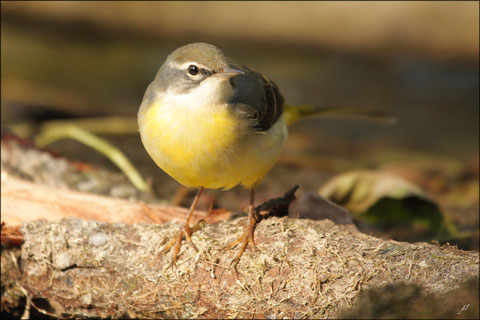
xmin=137 ymin=42 xmax=393 ymax=268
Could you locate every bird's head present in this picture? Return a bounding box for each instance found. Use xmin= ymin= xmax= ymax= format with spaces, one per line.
xmin=156 ymin=42 xmax=244 ymax=97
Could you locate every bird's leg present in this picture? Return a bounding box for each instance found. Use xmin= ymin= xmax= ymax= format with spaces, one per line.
xmin=227 ymin=188 xmax=258 ymax=266
xmin=162 ymin=218 xmax=206 ymax=253
xmin=163 ymin=187 xmax=204 ymax=268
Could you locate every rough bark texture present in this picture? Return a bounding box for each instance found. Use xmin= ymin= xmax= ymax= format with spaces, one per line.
xmin=13 ymin=217 xmax=479 ymax=319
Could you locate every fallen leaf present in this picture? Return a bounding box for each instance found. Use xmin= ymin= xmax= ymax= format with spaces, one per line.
xmin=319 ymin=170 xmax=449 ymax=241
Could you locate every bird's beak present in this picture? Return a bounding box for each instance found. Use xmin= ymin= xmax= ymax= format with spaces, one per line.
xmin=214 ymin=66 xmax=245 ymax=78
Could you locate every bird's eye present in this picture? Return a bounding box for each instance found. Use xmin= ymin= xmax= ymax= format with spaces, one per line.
xmin=188 ymin=65 xmax=199 ymax=76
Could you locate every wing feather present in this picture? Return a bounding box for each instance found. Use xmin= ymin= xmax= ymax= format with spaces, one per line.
xmin=229 ymin=67 xmax=284 ymax=132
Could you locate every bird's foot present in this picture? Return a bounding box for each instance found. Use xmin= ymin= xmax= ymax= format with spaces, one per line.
xmin=163 ymin=219 xmax=205 ymax=269
xmin=226 ymin=215 xmax=258 ymax=267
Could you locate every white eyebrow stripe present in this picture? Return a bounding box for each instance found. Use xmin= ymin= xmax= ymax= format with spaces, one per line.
xmin=171 ymin=61 xmax=210 ymax=70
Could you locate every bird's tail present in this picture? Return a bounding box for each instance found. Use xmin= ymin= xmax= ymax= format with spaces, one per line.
xmin=283 ymin=104 xmax=397 ymax=127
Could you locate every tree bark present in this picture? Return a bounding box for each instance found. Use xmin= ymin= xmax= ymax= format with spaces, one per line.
xmin=2 ymin=174 xmax=478 ymax=318
xmin=0 ymin=174 xmax=230 ymax=227
xmin=4 ymin=216 xmax=477 ymax=319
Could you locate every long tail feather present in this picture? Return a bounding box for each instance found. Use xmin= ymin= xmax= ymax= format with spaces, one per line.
xmin=284 ymin=104 xmax=397 ymax=126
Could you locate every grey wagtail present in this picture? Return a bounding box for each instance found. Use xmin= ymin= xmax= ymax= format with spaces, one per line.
xmin=138 ymin=42 xmax=394 ymax=267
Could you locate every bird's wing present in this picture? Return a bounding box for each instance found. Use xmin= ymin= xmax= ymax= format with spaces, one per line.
xmin=229 ymin=67 xmax=284 ymax=132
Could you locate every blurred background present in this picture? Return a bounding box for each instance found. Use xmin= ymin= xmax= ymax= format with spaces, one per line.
xmin=1 ymin=2 xmax=478 ymax=248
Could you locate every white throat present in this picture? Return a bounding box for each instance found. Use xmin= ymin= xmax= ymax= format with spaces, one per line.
xmin=165 ymin=77 xmax=234 ymax=111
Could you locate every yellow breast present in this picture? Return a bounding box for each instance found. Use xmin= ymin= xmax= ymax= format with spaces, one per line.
xmin=138 ymin=100 xmax=287 ymax=190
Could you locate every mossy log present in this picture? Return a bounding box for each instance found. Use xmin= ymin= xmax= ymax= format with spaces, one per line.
xmin=6 ymin=216 xmax=478 ymax=319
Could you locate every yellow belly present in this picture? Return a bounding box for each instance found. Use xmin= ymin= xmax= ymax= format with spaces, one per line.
xmin=138 ymin=101 xmax=287 ymax=189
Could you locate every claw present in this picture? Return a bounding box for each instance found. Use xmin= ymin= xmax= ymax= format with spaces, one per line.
xmin=226 ymin=189 xmax=258 ymax=266
xmin=162 ymin=187 xmax=204 ymax=268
